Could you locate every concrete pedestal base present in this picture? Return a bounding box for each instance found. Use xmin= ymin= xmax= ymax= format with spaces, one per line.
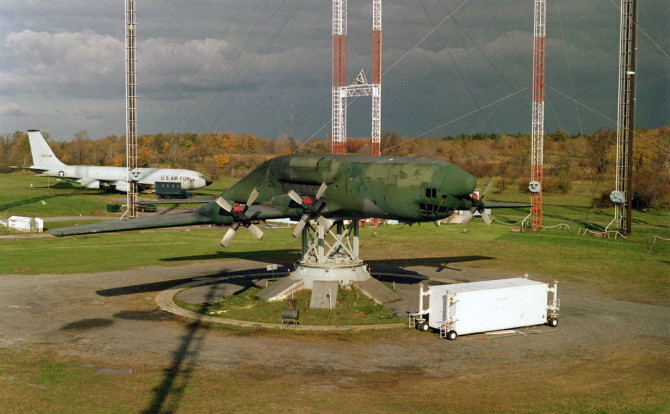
xmin=290 ymin=259 xmax=370 ymax=289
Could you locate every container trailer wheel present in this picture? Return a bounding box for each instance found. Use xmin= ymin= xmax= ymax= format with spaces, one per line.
xmin=419 ymin=321 xmax=429 ymax=332
xmin=548 ymin=317 xmax=558 ymax=327
xmin=446 ymin=330 xmax=457 ymax=340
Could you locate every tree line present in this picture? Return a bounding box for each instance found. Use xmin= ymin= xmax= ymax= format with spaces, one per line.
xmin=2 ymin=127 xmax=668 ymax=207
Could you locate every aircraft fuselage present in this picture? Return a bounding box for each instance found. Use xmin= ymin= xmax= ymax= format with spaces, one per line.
xmin=205 ymin=154 xmax=477 ymax=225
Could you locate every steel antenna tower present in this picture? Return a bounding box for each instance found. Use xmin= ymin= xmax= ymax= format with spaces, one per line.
xmin=529 ymin=0 xmax=546 ymax=231
xmin=331 ymin=0 xmax=382 ymax=156
xmin=371 ymin=0 xmax=382 ymax=156
xmin=124 ymin=0 xmax=138 ymax=218
xmin=332 ymin=0 xmax=347 ymax=154
xmin=612 ymin=0 xmax=638 ymax=236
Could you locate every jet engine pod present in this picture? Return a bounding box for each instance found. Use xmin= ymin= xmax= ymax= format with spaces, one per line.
xmin=80 ymin=179 xmax=100 ymax=190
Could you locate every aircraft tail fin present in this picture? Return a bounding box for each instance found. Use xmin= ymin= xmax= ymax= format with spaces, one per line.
xmin=27 ymin=130 xmax=66 ymax=168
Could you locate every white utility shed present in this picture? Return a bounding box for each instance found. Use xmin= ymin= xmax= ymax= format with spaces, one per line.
xmin=8 ymin=216 xmax=44 ymax=233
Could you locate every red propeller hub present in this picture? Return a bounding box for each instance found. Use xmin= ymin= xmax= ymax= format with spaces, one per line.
xmin=233 ymin=204 xmax=243 ymax=213
xmin=303 ymin=196 xmax=313 ymax=205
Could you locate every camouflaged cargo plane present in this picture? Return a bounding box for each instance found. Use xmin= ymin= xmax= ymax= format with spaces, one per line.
xmin=50 ymin=153 xmax=527 ymax=245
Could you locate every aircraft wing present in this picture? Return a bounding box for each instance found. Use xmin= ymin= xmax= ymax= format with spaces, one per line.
xmin=49 ymin=210 xmax=214 ymax=236
xmin=485 ymin=201 xmax=532 ymax=209
xmin=48 ymin=202 xmax=290 ymax=237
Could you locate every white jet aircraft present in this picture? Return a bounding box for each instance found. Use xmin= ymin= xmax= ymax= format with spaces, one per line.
xmin=26 ymin=130 xmax=211 ymax=192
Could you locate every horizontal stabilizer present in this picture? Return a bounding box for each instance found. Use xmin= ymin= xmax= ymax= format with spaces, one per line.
xmin=137 ymin=197 xmax=216 ymax=205
xmin=49 ymin=211 xmax=213 ymax=236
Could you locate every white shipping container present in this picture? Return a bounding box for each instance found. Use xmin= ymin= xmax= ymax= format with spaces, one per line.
xmin=413 ymin=277 xmax=559 ymax=340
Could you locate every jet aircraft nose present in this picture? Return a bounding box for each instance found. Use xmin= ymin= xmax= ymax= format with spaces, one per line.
xmin=446 ymin=166 xmax=477 ymax=197
xmin=205 ymin=179 xmax=213 ymax=186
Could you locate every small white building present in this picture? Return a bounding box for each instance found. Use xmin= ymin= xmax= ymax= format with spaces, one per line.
xmin=8 ymin=216 xmax=44 ymax=233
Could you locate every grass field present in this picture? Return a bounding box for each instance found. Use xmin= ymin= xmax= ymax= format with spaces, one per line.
xmin=176 ymin=286 xmax=404 ymax=326
xmin=1 ymin=223 xmax=668 ymax=304
xmin=0 ymin=171 xmax=233 ymax=219
xmin=1 ymin=340 xmax=667 ymax=413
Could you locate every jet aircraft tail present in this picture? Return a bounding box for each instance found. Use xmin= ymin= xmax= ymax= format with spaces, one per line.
xmin=28 ymin=130 xmax=66 ymax=169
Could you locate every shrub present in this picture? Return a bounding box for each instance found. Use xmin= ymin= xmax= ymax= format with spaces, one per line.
xmin=540 ymin=176 xmax=572 ymax=194
xmin=591 ymin=190 xmax=614 ymax=208
xmin=633 ymin=171 xmax=670 ymax=209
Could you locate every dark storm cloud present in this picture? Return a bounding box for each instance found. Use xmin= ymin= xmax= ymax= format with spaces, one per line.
xmin=0 ymin=0 xmax=667 ymax=141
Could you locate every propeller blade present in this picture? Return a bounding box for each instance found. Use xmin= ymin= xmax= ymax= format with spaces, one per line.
xmin=461 ymin=209 xmax=474 ymax=226
xmin=220 ymin=227 xmax=237 ymax=248
xmin=481 ymin=182 xmax=493 ymax=199
xmin=288 ymin=189 xmax=303 ymax=206
xmin=216 ymin=196 xmax=232 ymax=213
xmin=316 ymin=182 xmax=328 ymax=200
xmin=292 ymin=214 xmax=310 ymax=238
xmin=317 ymin=216 xmax=334 ymax=231
xmin=247 ymin=223 xmax=264 ymax=240
xmin=246 ymin=188 xmax=260 ymax=207
xmin=481 ymin=209 xmax=492 ymax=225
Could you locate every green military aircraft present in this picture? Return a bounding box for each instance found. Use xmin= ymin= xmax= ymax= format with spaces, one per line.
xmin=49 ymin=154 xmax=525 ymax=244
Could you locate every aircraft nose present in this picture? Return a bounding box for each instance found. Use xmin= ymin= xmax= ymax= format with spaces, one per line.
xmin=447 ymin=166 xmax=477 ymax=197
xmin=205 ymin=179 xmax=213 ymax=186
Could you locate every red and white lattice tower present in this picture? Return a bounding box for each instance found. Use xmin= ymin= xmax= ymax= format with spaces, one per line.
xmin=332 ymin=0 xmax=347 ymax=154
xmin=529 ymin=0 xmax=546 ymax=230
xmin=331 ymin=0 xmax=382 ymax=156
xmin=371 ymin=0 xmax=382 ymax=156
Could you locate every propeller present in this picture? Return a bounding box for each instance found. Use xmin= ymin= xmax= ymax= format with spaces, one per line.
xmin=215 ymin=188 xmax=264 ymax=247
xmin=289 ymin=182 xmax=328 ymax=237
xmin=461 ymin=182 xmax=493 ymax=226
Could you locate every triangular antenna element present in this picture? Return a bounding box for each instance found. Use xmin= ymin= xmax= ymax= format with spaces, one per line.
xmin=355 ymin=70 xmax=368 ymax=85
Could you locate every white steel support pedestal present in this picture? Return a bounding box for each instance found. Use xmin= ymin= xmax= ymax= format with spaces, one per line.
xmin=291 ymin=220 xmax=370 ymax=289
xmin=256 ymin=220 xmax=401 ymax=307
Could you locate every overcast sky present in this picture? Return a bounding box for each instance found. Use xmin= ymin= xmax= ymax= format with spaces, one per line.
xmin=0 ymin=0 xmax=668 ymax=142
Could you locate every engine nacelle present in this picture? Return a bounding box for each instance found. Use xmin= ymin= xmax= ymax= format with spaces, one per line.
xmin=79 ymin=179 xmax=100 ymax=189
xmin=114 ymin=182 xmax=129 ymax=193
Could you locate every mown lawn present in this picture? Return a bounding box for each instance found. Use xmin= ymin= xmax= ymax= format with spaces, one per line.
xmin=0 ymin=343 xmax=667 ymax=414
